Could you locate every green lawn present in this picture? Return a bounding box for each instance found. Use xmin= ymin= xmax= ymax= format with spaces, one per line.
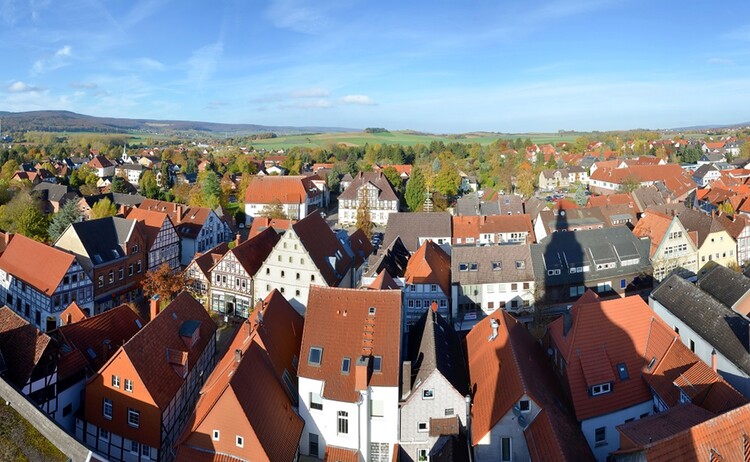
xmin=248 ymin=131 xmax=579 ymax=149
xmin=0 ymin=404 xmax=67 ymax=462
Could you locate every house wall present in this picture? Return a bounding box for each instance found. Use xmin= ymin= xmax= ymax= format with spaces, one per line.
xmin=403 ymin=283 xmax=450 ymax=331
xmin=696 ymin=230 xmax=737 ymax=268
xmin=451 ymin=281 xmax=535 ymax=330
xmin=147 ymin=219 xmax=180 ymax=272
xmin=650 ymin=298 xmax=750 ymax=398
xmin=580 ymin=401 xmax=653 ymax=462
xmin=209 ymin=252 xmax=254 ymax=318
xmin=473 ymin=393 xmax=542 ymax=462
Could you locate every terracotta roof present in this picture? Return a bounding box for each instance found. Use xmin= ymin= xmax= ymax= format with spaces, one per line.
xmin=175 ymin=446 xmax=245 ymax=462
xmin=248 ymin=217 xmax=294 ymax=239
xmin=478 ymin=214 xmax=535 ymax=242
xmin=368 ymin=270 xmax=400 ymax=290
xmin=225 ymin=227 xmax=280 ymax=277
xmin=124 ymin=208 xmax=173 ymax=250
xmin=613 ymin=403 xmax=750 ymax=461
xmin=338 ymin=171 xmax=398 ymax=202
xmin=178 ymin=291 xmax=303 ymax=462
xmin=0 ymin=233 xmax=77 ymax=296
xmin=616 ymin=403 xmax=715 ymax=449
xmin=244 ymin=175 xmax=322 ymax=204
xmin=404 ymin=240 xmax=451 ymax=296
xmin=586 ymin=193 xmax=637 ymax=210
xmin=108 ymin=292 xmax=216 ymax=409
xmin=325 ymin=446 xmax=360 ymax=462
xmin=0 ymin=307 xmax=54 ymax=387
xmin=376 ymin=164 xmax=412 ymax=177
xmin=139 ymin=198 xmax=215 ymax=231
xmin=87 ymin=155 xmax=113 ymax=169
xmin=661 ymin=172 xmax=697 ymax=199
xmin=59 ymin=302 xmax=88 ymax=326
xmin=299 ymin=287 xmax=402 ymax=403
xmin=429 ymin=415 xmax=459 ymax=437
xmin=451 ymin=215 xmax=480 ymax=242
xmin=293 ymin=213 xmax=352 ymax=287
xmin=466 ymin=312 xmax=592 ymax=458
xmin=590 ymin=164 xmax=685 ymax=184
xmin=547 ymin=294 xmax=678 ymax=421
xmin=189 ymin=242 xmax=229 ymax=277
xmin=55 ymin=304 xmax=144 ymax=379
xmin=632 ymin=209 xmax=677 ymax=257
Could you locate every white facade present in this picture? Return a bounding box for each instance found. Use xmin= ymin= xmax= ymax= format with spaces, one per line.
xmin=147 ymin=217 xmax=180 ymax=272
xmin=338 ymin=182 xmax=399 ymax=228
xmin=179 ymin=210 xmax=226 ymax=266
xmin=580 ymin=401 xmax=653 ymax=462
xmin=649 ymin=219 xmax=699 ymax=281
xmin=478 ymin=231 xmax=530 ymax=245
xmin=298 ymin=376 xmax=399 ymax=462
xmin=451 ymin=281 xmax=535 ymax=329
xmin=473 ymin=393 xmax=541 ymax=462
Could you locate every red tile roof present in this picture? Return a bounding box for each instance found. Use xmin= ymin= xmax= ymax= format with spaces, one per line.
xmin=586 ymin=193 xmax=637 ymax=210
xmin=451 ymin=215 xmax=481 ymax=243
xmin=244 ymin=175 xmax=322 ymax=204
xmin=299 ymin=287 xmax=402 ymax=403
xmin=547 ymin=294 xmax=678 ymax=421
xmin=0 ymin=307 xmax=54 ymax=387
xmin=87 ymin=155 xmax=113 ymax=169
xmin=368 ymin=270 xmax=400 ymax=290
xmin=590 ymin=164 xmax=685 ymax=184
xmin=632 ymin=209 xmax=677 ymax=257
xmin=248 ymin=217 xmax=294 ymax=239
xmin=188 ymin=242 xmax=229 ymax=278
xmin=325 ymin=446 xmax=360 ymax=462
xmin=124 ymin=208 xmax=173 ymax=250
xmin=404 ymin=240 xmax=451 ymax=296
xmin=139 ymin=199 xmax=215 ymax=229
xmin=59 ymin=302 xmax=88 ymax=326
xmin=0 ymin=233 xmax=77 ymax=296
xmin=478 ymin=214 xmax=536 ymax=242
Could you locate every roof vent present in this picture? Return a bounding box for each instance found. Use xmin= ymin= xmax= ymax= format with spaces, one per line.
xmin=488 ymin=318 xmax=499 ymax=342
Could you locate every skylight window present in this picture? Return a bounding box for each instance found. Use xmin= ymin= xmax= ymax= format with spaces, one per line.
xmin=373 ymin=355 xmax=382 ymax=373
xmin=341 ymin=357 xmax=351 ymax=374
xmin=308 ymin=347 xmax=323 ymax=366
xmin=616 ymin=363 xmax=629 ymax=380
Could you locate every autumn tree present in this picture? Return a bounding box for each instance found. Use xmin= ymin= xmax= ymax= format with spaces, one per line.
xmin=515 ymin=162 xmax=536 ymax=198
xmin=620 ymin=175 xmax=642 ymax=193
xmin=434 ymin=163 xmax=461 ymax=197
xmin=258 ymin=199 xmax=288 ymax=219
xmin=90 ymin=197 xmax=117 ymax=219
xmin=718 ymin=201 xmax=735 ymax=215
xmin=405 ymin=166 xmax=427 ymax=211
xmin=0 ymin=191 xmax=48 ymax=241
xmin=111 ymin=176 xmax=130 ymax=193
xmin=48 ymin=200 xmax=81 ymax=242
xmin=355 ymin=193 xmax=374 ymax=239
xmin=142 ymin=263 xmax=187 ymax=303
xmin=139 ymin=170 xmax=160 ymax=199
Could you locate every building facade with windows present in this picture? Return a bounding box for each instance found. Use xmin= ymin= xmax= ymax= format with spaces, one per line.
xmin=124 ymin=208 xmax=180 ymax=272
xmin=338 ymin=171 xmax=400 ymax=228
xmin=0 ymin=234 xmax=94 ymax=331
xmin=297 ymin=287 xmax=402 ymax=462
xmin=54 ymin=217 xmax=147 ymax=313
xmin=77 ymin=293 xmax=216 ymax=462
xmin=402 ymin=240 xmax=451 ymax=330
xmin=244 ymin=175 xmax=325 ymax=223
xmin=632 ymin=209 xmax=698 ymax=281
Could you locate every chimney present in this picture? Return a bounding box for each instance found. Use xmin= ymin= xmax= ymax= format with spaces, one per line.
xmin=234 ymin=348 xmax=243 ymax=363
xmin=711 ymin=349 xmax=718 ymax=372
xmin=149 ymin=294 xmax=160 ymax=320
xmin=401 ymin=360 xmax=412 ymax=400
xmin=355 ymin=356 xmax=370 ymax=391
xmin=175 ymin=204 xmax=183 ymax=223
xmin=431 ymin=301 xmax=438 ymax=313
xmin=3 ymin=232 xmax=10 ymax=246
xmin=488 ymin=318 xmax=499 ymax=341
xmin=235 ymin=232 xmax=242 ymax=247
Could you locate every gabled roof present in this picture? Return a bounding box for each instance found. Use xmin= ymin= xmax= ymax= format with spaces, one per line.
xmin=365 ymin=236 xmax=410 ymax=278
xmin=547 ymin=294 xmax=678 ymax=421
xmin=466 ymin=313 xmax=592 ymax=459
xmin=693 ymin=163 xmax=720 ymax=179
xmin=188 ymin=242 xmax=229 ymax=278
xmin=138 ymin=199 xmax=216 ymax=234
xmin=226 ymin=227 xmax=280 ymax=277
xmin=346 ymin=228 xmax=374 ymax=268
xmin=339 ymin=171 xmax=398 ymax=202
xmin=55 ymin=304 xmax=143 ymax=379
xmin=451 ymin=245 xmax=534 ymax=284
xmin=0 ymin=307 xmax=54 ymax=387
xmin=88 ymin=155 xmax=113 ymax=169
xmin=124 ymin=208 xmax=173 ymax=250
xmin=368 ymin=270 xmax=400 ymax=290
xmin=586 ymin=193 xmax=637 ymax=210
xmin=404 ymin=240 xmax=451 ymax=296
xmin=696 ymin=264 xmax=750 ymax=310
xmin=383 ymin=212 xmax=452 ymax=253
xmin=613 ymin=403 xmax=750 ymax=461
xmin=590 ymin=164 xmax=685 ymax=184
xmin=58 ymin=217 xmax=138 ymax=268
xmin=406 ymin=309 xmax=468 ymax=396
xmin=477 ymin=214 xmax=535 ymax=241
xmin=248 ymin=217 xmax=294 ymax=239
xmin=244 ymin=175 xmax=322 ymax=204
xmin=676 ymin=207 xmax=727 ymax=248
xmin=59 ymin=302 xmax=88 ymax=326
xmin=108 ymin=292 xmax=216 ymax=409
xmin=632 ymin=209 xmax=679 ymax=257
xmin=651 ymin=274 xmax=750 ymax=376
xmin=0 ymin=234 xmax=77 ymax=295
xmin=299 ymin=287 xmax=402 ymax=403
xmin=177 ymin=290 xmax=303 ymax=462
xmin=292 ymin=213 xmax=352 ymax=287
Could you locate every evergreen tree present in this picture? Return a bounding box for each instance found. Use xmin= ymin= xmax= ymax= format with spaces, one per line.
xmin=405 ymin=167 xmax=427 ymax=211
xmin=48 ymin=200 xmax=81 ymax=241
xmin=574 ymin=187 xmax=588 ymax=206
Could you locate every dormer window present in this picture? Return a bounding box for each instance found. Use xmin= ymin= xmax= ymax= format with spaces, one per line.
xmin=308 ymin=347 xmax=323 ymax=366
xmin=492 ymin=261 xmax=502 ymax=271
xmin=591 ymin=383 xmax=611 ymax=396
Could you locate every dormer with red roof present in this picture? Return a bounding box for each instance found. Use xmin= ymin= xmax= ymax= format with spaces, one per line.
xmin=78 ymin=292 xmax=216 ymax=461
xmin=297 ymin=286 xmax=402 ymax=461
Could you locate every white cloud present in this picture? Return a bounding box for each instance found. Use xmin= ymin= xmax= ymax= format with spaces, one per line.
xmin=186 ymin=42 xmax=223 ymax=92
xmin=290 ymin=87 xmax=329 ymax=98
xmin=264 ymin=0 xmax=331 ymax=34
xmin=7 ymin=81 xmax=43 ymax=93
xmin=341 ymin=94 xmax=376 ymax=105
xmin=282 ymin=98 xmax=333 ymax=109
xmin=32 ymin=45 xmax=73 ymax=74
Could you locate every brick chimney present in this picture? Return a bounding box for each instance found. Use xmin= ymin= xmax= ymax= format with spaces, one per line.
xmin=355 ymin=356 xmax=370 ymax=391
xmin=174 ymin=204 xmax=183 ymax=223
xmin=149 ymin=294 xmax=161 ymax=321
xmin=235 ymin=232 xmax=242 ymax=247
xmin=3 ymin=232 xmax=11 ymax=246
xmin=711 ymin=349 xmax=718 ymax=372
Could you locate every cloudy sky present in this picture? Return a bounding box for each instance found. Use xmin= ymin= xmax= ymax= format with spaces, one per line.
xmin=2 ymin=0 xmax=750 ymax=132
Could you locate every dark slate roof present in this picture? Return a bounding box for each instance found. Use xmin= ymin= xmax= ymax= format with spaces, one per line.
xmin=651 ymin=274 xmax=750 ymax=375
xmin=80 ymin=193 xmax=114 ymax=208
xmin=112 ymin=192 xmax=146 ymax=207
xmin=451 ymin=244 xmax=534 ymax=284
xmin=383 ymin=212 xmax=452 ymax=253
xmin=455 ymin=193 xmax=525 ymax=216
xmin=407 ymin=309 xmax=469 ymax=396
xmin=697 ymin=264 xmax=750 ymax=309
xmin=33 ymin=183 xmax=78 ymax=203
xmin=365 ymin=236 xmax=410 ymax=278
xmin=632 ymin=185 xmax=667 ymax=211
xmin=677 ymin=208 xmax=726 ymax=248
xmin=338 ymin=171 xmax=398 ymax=202
xmin=693 ymin=163 xmax=719 ymax=179
xmin=67 ymin=217 xmax=137 ymax=265
xmin=530 ymin=226 xmax=651 ymax=285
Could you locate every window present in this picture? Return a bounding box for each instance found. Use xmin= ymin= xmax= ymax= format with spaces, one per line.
xmin=130 ymin=441 xmax=139 ymax=454
xmin=617 ymin=363 xmax=629 ymax=380
xmin=373 ymin=355 xmax=382 ymax=372
xmin=469 ymin=262 xmax=478 ymax=271
xmin=128 ymin=265 xmax=134 ymax=276
xmin=212 ymin=430 xmax=220 ymax=441
xmin=108 ymin=270 xmax=114 ymax=283
xmin=128 ymin=408 xmax=140 ymax=428
xmin=417 ymin=422 xmax=428 ymax=432
xmin=311 ymin=275 xmax=315 ymax=282
xmin=236 ymin=435 xmax=244 ymax=448
xmin=309 ymin=433 xmax=319 ymax=457
xmin=266 ymin=268 xmax=270 ymax=275
xmin=500 ymin=437 xmax=511 ymax=461
xmin=370 ymin=399 xmax=384 ymax=418
xmin=310 ymin=393 xmax=323 ymax=411
xmin=445 ymin=408 xmax=454 ymax=416
xmin=595 ymin=427 xmax=606 ymax=446
xmin=620 ymin=278 xmax=626 ymax=289
xmin=592 ymin=383 xmax=611 ymax=395
xmin=492 ymin=261 xmax=502 ymax=271
xmin=98 ymin=276 xmax=104 ymax=287
xmin=308 ymin=347 xmax=323 ymax=366
xmin=369 ymin=306 xmax=376 ymax=315
xmin=519 ymin=399 xmax=530 ymax=412
xmin=459 ymin=263 xmax=468 ymax=271
xmin=341 ymin=357 xmax=351 ymax=374
xmin=137 ymin=260 xmax=142 ymax=273
xmin=141 ymin=443 xmax=150 ymax=458
xmin=296 ymin=272 xmax=300 ymax=280
xmin=118 ymin=268 xmax=124 ymax=280
xmin=99 ymin=428 xmax=109 ymax=441
xmin=422 ymin=389 xmax=434 ymax=399
xmin=112 ymin=375 xmax=120 ymax=388
xmin=515 ymin=260 xmax=525 ymax=269
xmin=281 ymin=270 xmax=285 ymax=278
xmin=418 ymin=449 xmax=428 ymax=461
xmin=690 ymin=339 xmax=695 ymax=352
xmin=125 ymin=379 xmax=133 ymax=392
xmin=337 ymin=411 xmax=349 ymax=434
xmin=103 ymin=398 xmax=113 ymax=419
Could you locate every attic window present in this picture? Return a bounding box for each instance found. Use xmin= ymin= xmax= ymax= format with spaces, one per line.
xmin=515 ymin=260 xmax=526 ymax=269
xmin=616 ymin=363 xmax=629 ymax=380
xmin=111 ymin=249 xmax=119 ymax=258
xmin=86 ymin=347 xmax=97 ymax=359
xmin=591 ymin=383 xmax=611 ymax=396
xmin=646 ymin=356 xmax=657 ymax=371
xmin=492 ymin=262 xmax=502 ymax=271
xmin=308 ymin=347 xmax=323 ymax=366
xmin=459 ymin=263 xmax=468 ymax=272
xmin=368 ymin=307 xmax=376 ymax=316
xmin=469 ymin=263 xmax=478 ymax=272
xmin=93 ymin=254 xmax=103 ymax=264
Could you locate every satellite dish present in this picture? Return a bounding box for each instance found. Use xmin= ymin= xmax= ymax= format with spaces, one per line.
xmin=517 ymin=414 xmax=527 ymax=428
xmin=512 ymin=404 xmax=522 ymax=417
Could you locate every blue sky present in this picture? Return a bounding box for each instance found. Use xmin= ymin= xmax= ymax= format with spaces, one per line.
xmin=2 ymin=0 xmax=750 ymax=133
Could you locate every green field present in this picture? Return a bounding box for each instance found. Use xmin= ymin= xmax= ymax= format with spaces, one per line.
xmin=247 ymin=131 xmax=579 ymax=149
